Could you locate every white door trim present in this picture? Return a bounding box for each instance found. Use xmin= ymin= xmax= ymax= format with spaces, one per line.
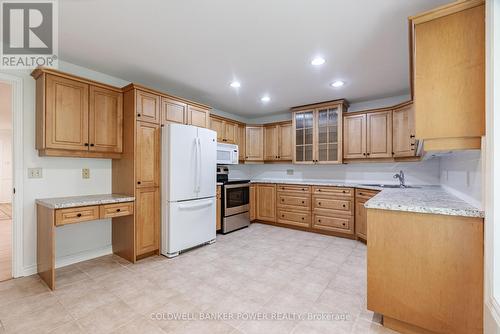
xmin=0 ymin=73 xmax=24 ymax=278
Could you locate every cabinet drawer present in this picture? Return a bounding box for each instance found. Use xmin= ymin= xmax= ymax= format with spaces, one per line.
xmin=312 ymin=186 xmax=353 ymax=197
xmin=277 ymin=209 xmax=311 ymax=228
xmin=313 ymin=197 xmax=353 ymax=214
xmin=55 ymin=206 xmax=100 ymax=226
xmin=277 ymin=193 xmax=310 ymax=209
xmin=276 ymin=184 xmax=311 ymax=194
xmin=313 ymin=214 xmax=353 ymax=234
xmin=99 ymin=202 xmax=134 ymax=218
xmin=355 ymin=189 xmax=380 ymax=199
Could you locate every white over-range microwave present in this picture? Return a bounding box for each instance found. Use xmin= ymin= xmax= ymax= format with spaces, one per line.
xmin=216 ymin=143 xmax=239 ymax=165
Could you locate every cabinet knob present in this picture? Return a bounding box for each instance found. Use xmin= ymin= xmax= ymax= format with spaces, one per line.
xmin=301 ymin=201 xmax=305 ymax=204
xmin=411 ymin=143 xmax=415 ymax=146
xmin=281 ymin=198 xmax=284 ymax=202
xmin=77 ymin=213 xmax=82 ymax=217
xmin=342 ymin=223 xmax=346 ymax=226
xmin=318 ymin=219 xmax=321 ymax=223
xmin=137 ymin=113 xmax=141 ymax=117
xmin=84 ymin=143 xmax=89 ymax=146
xmin=363 ymin=153 xmax=366 ymax=156
xmin=137 ymin=181 xmax=141 ymax=185
xmin=116 ymin=208 xmax=121 ymax=212
xmin=301 ymin=217 xmax=304 ymax=220
xmin=410 ymin=135 xmax=415 ymax=138
xmin=90 ymin=143 xmax=94 ymax=147
xmin=282 ymin=215 xmax=285 ymax=218
xmin=342 ymin=190 xmax=346 ymax=193
xmin=366 ymin=153 xmax=370 ymax=156
xmin=318 ymin=202 xmax=321 ymax=206
xmin=342 ymin=204 xmax=346 ymax=208
xmin=318 ymin=189 xmax=321 ymax=192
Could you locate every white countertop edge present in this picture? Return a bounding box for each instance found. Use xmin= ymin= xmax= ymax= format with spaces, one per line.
xmin=36 ymin=194 xmax=135 ymax=209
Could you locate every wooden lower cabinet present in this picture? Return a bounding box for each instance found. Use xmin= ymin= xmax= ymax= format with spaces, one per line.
xmin=313 ymin=214 xmax=353 ymax=234
xmin=277 ymin=209 xmax=311 ymax=228
xmin=216 ymin=185 xmax=222 ymax=230
xmin=355 ymin=189 xmax=380 ymax=241
xmin=135 ymin=187 xmax=160 ymax=256
xmin=256 ymin=184 xmax=276 ymax=222
xmin=312 ymin=187 xmax=355 ymax=236
xmin=276 ymin=185 xmax=311 ymax=228
xmin=249 ymin=184 xmax=256 ymax=221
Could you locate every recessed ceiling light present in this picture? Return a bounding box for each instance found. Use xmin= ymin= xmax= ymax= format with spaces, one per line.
xmin=311 ymin=57 xmax=326 ymax=66
xmin=330 ymin=80 xmax=345 ymax=88
xmin=230 ymin=81 xmax=241 ymax=88
xmin=261 ymin=96 xmax=271 ymax=103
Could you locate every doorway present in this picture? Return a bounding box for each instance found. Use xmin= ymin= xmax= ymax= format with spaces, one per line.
xmin=0 ymin=82 xmax=13 ymax=281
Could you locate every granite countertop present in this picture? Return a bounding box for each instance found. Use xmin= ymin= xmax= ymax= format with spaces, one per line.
xmin=364 ymin=187 xmax=484 ymax=218
xmin=36 ymin=194 xmax=135 ymax=209
xmin=250 ymin=178 xmax=484 ymax=218
xmin=216 ymin=182 xmax=224 ymax=186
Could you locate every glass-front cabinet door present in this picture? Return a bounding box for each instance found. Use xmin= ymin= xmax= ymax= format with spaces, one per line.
xmin=317 ymin=106 xmax=341 ymax=163
xmin=294 ymin=110 xmax=315 ymax=163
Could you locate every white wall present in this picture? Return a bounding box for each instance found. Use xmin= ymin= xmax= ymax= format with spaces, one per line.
xmin=0 ymin=130 xmax=12 ymax=203
xmin=439 ymin=151 xmax=482 ymax=208
xmin=229 ymin=159 xmax=440 ymax=185
xmin=1 ymin=61 xmax=130 ymax=274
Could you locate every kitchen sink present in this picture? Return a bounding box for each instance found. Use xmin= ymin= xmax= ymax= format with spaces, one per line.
xmin=360 ymin=184 xmax=421 ymax=189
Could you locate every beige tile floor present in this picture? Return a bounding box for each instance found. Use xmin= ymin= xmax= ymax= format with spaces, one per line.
xmin=0 ymin=223 xmax=398 ymax=334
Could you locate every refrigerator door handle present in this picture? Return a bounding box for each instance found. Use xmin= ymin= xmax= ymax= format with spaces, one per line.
xmin=197 ymin=137 xmax=202 ymax=193
xmin=178 ymin=199 xmax=213 ymax=210
xmin=193 ymin=137 xmax=199 ymax=193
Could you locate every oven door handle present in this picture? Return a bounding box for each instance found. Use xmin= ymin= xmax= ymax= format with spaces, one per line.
xmin=223 ymin=183 xmax=250 ymax=189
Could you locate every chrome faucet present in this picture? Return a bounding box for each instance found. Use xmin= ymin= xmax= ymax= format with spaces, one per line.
xmin=393 ymin=170 xmax=406 ymax=188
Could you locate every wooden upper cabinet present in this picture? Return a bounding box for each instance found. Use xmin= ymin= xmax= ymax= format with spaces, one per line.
xmin=411 ymin=1 xmax=485 ymax=151
xmin=366 ymin=111 xmax=392 ymax=158
xmin=161 ymin=97 xmax=186 ymax=125
xmin=187 ymin=105 xmax=210 ymax=128
xmin=224 ymin=122 xmax=237 ymax=143
xmin=316 ymin=106 xmax=342 ymax=163
xmin=136 ymin=90 xmax=160 ymax=124
xmin=278 ymin=123 xmax=293 ymax=161
xmin=89 ymin=86 xmax=123 ymax=153
xmin=343 ymin=114 xmax=366 ymax=159
xmin=135 ymin=186 xmax=159 ymax=256
xmin=393 ymin=103 xmax=416 ymax=157
xmin=136 ymin=121 xmax=160 ymax=188
xmin=45 ymin=74 xmax=89 ymax=151
xmin=245 ymin=126 xmax=264 ymax=161
xmin=210 ymin=117 xmax=224 ymax=142
xmin=293 ymin=110 xmax=315 ymax=164
xmin=209 ymin=116 xmax=238 ymax=143
xmin=235 ymin=125 xmax=246 ymax=161
xmin=264 ymin=125 xmax=279 ymax=160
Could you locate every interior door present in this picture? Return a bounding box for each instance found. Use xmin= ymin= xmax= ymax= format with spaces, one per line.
xmin=165 ymin=124 xmax=198 ymax=201
xmin=89 ymin=86 xmax=123 ymax=153
xmin=45 ymin=74 xmax=89 ymax=151
xmin=197 ymin=127 xmax=217 ymax=199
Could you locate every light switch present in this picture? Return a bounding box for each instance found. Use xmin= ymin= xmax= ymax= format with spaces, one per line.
xmin=28 ymin=168 xmax=43 ymax=178
xmin=82 ymin=168 xmax=90 ymax=179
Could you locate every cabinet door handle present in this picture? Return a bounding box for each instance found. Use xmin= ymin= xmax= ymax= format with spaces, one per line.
xmin=116 ymin=208 xmax=121 ymax=212
xmin=318 ymin=189 xmax=321 ymax=192
xmin=301 ymin=217 xmax=304 ymax=220
xmin=318 ymin=219 xmax=321 ymax=223
xmin=410 ymin=135 xmax=415 ymax=138
xmin=366 ymin=153 xmax=371 ymax=156
xmin=281 ymin=198 xmax=284 ymax=202
xmin=318 ymin=202 xmax=321 ymax=206
xmin=77 ymin=213 xmax=82 ymax=217
xmin=282 ymin=214 xmax=285 ymax=218
xmin=342 ymin=190 xmax=346 ymax=193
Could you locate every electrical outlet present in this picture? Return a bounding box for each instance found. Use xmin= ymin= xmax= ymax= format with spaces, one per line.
xmin=82 ymin=168 xmax=90 ymax=179
xmin=286 ymin=169 xmax=294 ymax=175
xmin=28 ymin=168 xmax=43 ymax=179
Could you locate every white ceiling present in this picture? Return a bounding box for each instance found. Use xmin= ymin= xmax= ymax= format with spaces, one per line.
xmin=59 ymin=0 xmax=449 ymax=117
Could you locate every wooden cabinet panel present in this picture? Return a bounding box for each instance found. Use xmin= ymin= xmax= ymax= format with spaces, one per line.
xmin=135 ymin=187 xmax=159 ymax=256
xmin=393 ymin=104 xmax=416 ymax=157
xmin=136 ymin=90 xmax=160 ymax=124
xmin=224 ymin=122 xmax=237 ymax=144
xmin=210 ymin=117 xmax=224 ymax=142
xmin=264 ymin=125 xmax=279 ymax=160
xmin=249 ymin=184 xmax=256 ymax=221
xmin=55 ymin=206 xmax=100 ymax=226
xmin=313 ymin=214 xmax=353 ymax=234
xmin=277 ymin=193 xmax=311 ymax=210
xmin=136 ymin=122 xmax=160 ymax=188
xmin=216 ymin=186 xmax=221 ymax=230
xmin=235 ymin=125 xmax=246 ymax=161
xmin=355 ymin=189 xmax=379 ymax=241
xmin=100 ymin=202 xmax=134 ymax=219
xmin=256 ymin=184 xmax=276 ymax=222
xmin=89 ymin=86 xmax=123 ymax=153
xmin=161 ymin=97 xmax=186 ymax=125
xmin=312 ymin=186 xmax=353 ymax=197
xmin=277 ymin=209 xmax=311 ymax=228
xmin=367 ymin=111 xmax=392 ymax=158
xmin=317 ymin=106 xmax=342 ymax=163
xmin=187 ymin=105 xmax=209 ymax=128
xmin=293 ymin=110 xmax=315 ymax=164
xmin=45 ymin=74 xmax=89 ymax=151
xmin=277 ymin=184 xmax=311 ymax=194
xmin=279 ymin=123 xmax=293 ymax=160
xmin=343 ymin=114 xmax=366 ymax=159
xmin=245 ymin=126 xmax=264 ymax=161
xmin=313 ymin=197 xmax=353 ymax=215
xmin=413 ymin=3 xmax=485 ymax=150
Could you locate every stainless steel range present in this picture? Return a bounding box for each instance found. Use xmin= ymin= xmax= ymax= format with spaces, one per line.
xmin=217 ymin=166 xmax=250 ymax=234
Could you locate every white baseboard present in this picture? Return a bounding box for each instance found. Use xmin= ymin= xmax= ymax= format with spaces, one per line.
xmin=22 ymin=245 xmax=113 ymax=277
xmin=485 ymin=297 xmax=500 ymax=333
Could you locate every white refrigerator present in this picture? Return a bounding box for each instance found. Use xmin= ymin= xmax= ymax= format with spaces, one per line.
xmin=161 ymin=124 xmax=217 ymax=258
